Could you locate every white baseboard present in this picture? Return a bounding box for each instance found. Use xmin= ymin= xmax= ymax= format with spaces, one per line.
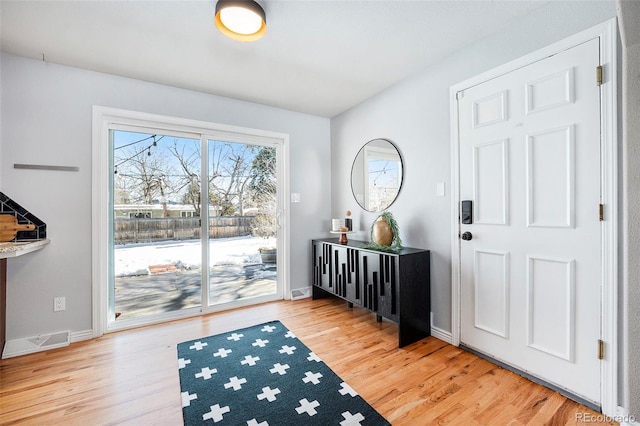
xmin=431 ymin=324 xmax=453 ymax=344
xmin=71 ymin=329 xmax=96 ymax=343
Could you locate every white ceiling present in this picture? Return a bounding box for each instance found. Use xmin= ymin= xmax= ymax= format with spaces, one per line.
xmin=0 ymin=0 xmax=552 ymax=118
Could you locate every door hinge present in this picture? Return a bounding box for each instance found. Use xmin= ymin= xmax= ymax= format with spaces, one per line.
xmin=598 ymin=339 xmax=605 ymax=360
xmin=456 ymin=91 xmax=464 ymax=100
xmin=599 ymin=203 xmax=604 ymax=221
xmin=596 ymin=65 xmax=603 ymax=86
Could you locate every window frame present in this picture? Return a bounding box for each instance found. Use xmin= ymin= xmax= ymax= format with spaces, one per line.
xmin=92 ymin=106 xmax=290 ymax=336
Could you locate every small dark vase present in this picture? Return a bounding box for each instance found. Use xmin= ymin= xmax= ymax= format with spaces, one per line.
xmin=345 ymin=218 xmax=352 ymax=231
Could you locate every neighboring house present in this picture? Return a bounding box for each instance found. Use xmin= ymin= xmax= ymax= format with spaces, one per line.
xmin=113 ymin=203 xmax=215 ymax=219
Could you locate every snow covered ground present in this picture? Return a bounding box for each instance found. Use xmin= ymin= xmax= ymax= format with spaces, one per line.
xmin=114 ymin=235 xmax=276 ymax=277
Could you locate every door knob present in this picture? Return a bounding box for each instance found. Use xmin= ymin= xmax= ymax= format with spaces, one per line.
xmin=461 ymin=231 xmax=472 ymax=241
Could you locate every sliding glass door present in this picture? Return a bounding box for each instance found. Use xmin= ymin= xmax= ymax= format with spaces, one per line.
xmin=207 ymin=140 xmax=278 ymax=306
xmin=108 ymin=124 xmax=282 ymax=329
xmin=111 ymin=129 xmax=203 ymax=321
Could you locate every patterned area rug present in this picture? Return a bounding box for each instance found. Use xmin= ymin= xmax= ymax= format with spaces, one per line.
xmin=177 ymin=320 xmax=390 ymax=425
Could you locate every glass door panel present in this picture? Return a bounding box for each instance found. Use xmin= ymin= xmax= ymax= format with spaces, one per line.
xmin=207 ymin=140 xmax=278 ymax=306
xmin=111 ymin=130 xmax=202 ymax=321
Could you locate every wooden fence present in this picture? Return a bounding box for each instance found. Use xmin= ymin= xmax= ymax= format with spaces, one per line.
xmin=114 ymin=216 xmax=255 ymax=244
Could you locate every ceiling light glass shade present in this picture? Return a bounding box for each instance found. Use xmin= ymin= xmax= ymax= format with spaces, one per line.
xmin=215 ymin=0 xmax=266 ymax=42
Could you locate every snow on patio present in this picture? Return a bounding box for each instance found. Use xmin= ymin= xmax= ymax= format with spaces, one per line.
xmin=113 ymin=236 xmax=278 ymax=319
xmin=114 ymin=235 xmax=276 ymax=277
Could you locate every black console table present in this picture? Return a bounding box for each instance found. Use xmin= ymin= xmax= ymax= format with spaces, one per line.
xmin=311 ymin=238 xmax=430 ymax=347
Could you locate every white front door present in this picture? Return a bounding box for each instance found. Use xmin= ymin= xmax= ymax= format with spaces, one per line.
xmin=458 ymin=38 xmax=601 ymax=404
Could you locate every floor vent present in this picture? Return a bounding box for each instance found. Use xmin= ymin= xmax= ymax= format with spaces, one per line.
xmin=2 ymin=330 xmax=70 ymax=359
xmin=291 ymin=287 xmax=311 ymax=300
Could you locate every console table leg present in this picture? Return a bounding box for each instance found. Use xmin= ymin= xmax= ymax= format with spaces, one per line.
xmin=348 ymin=302 xmax=353 ymax=308
xmin=1 ymin=258 xmax=6 ymax=355
xmin=376 ymin=314 xmax=382 ymax=322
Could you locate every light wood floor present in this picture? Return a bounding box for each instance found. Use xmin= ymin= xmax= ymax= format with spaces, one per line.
xmin=0 ymin=298 xmax=615 ymax=425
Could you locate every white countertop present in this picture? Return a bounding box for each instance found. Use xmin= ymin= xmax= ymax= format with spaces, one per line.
xmin=0 ymin=239 xmax=50 ymax=259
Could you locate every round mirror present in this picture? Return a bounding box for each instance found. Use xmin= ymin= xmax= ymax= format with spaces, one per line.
xmin=351 ymin=139 xmax=404 ymax=212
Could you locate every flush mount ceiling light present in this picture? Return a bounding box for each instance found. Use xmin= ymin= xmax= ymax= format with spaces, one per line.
xmin=215 ymin=0 xmax=267 ymax=42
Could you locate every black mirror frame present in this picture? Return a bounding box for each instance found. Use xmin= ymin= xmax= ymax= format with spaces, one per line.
xmin=350 ymin=138 xmax=404 ymax=212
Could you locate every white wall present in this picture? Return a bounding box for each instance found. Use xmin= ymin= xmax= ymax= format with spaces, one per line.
xmin=626 ymin=40 xmax=640 ymax=422
xmin=331 ymin=1 xmax=616 ymax=334
xmin=617 ymin=0 xmax=640 ymax=418
xmin=0 ymin=53 xmax=331 ymax=340
xmin=0 ymin=56 xmax=3 ymax=189
xmin=625 ymin=39 xmax=640 ymax=420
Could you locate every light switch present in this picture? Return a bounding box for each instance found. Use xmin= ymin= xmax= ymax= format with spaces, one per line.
xmin=437 ymin=182 xmax=446 ymax=197
xmin=291 ymin=193 xmax=301 ymax=203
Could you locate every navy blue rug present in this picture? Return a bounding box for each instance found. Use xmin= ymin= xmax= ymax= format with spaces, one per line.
xmin=177 ymin=320 xmax=390 ymax=425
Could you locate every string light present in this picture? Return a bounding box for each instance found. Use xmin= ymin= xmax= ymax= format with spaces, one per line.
xmin=114 ymin=134 xmax=158 ymax=151
xmin=114 ymin=135 xmax=165 ymax=171
xmin=371 ymin=161 xmax=391 ymax=187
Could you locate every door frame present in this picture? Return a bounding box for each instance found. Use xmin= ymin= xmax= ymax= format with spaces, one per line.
xmin=91 ymin=106 xmax=290 ymax=335
xmin=449 ymin=19 xmax=617 ymax=416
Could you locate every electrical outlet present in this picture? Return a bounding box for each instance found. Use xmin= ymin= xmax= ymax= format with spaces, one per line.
xmin=54 ymin=297 xmax=65 ymax=312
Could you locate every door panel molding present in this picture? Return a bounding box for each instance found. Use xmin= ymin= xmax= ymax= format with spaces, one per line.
xmin=472 ymin=90 xmax=509 ymax=128
xmin=473 ymin=139 xmax=509 ymax=225
xmin=525 ymin=67 xmax=575 ymax=115
xmin=450 ymin=18 xmax=618 ymax=416
xmin=526 ymin=125 xmax=575 ymax=228
xmin=526 ymin=255 xmax=576 ymax=362
xmin=473 ymin=249 xmax=510 ymax=338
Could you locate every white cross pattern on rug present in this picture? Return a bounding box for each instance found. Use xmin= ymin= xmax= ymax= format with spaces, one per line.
xmin=279 ymin=345 xmax=296 ymax=355
xmin=340 ymin=411 xmax=366 ymax=426
xmin=224 ymin=376 xmax=247 ymax=391
xmin=241 ymin=355 xmax=260 ymax=366
xmin=189 ymin=341 xmax=207 ymax=351
xmin=257 ymin=386 xmax=281 ymax=402
xmin=307 ymin=352 xmax=321 ymax=362
xmin=195 ymin=367 xmax=218 ymax=380
xmin=178 ymin=322 xmax=390 ymax=425
xmin=213 ymin=348 xmax=232 ymax=358
xmin=295 ymin=398 xmax=320 ymax=416
xmin=252 ymin=338 xmax=269 ymax=347
xmin=202 ymin=404 xmax=230 ymax=422
xmin=269 ymin=363 xmax=290 ymax=375
xmin=227 ymin=332 xmax=244 ymax=341
xmin=339 ymin=382 xmax=359 ymax=397
xmin=302 ymin=371 xmax=323 ymax=385
xmin=181 ymin=391 xmax=197 ymax=407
